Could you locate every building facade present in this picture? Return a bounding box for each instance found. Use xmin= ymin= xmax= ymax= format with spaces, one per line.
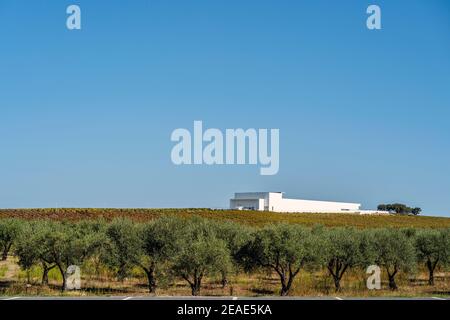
xmin=229 ymin=192 xmax=386 ymax=214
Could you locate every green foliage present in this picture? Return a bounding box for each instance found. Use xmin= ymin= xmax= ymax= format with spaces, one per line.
xmin=139 ymin=216 xmax=186 ymax=293
xmin=15 ymin=220 xmax=107 ymax=289
xmin=0 ymin=218 xmax=23 ymax=260
xmin=212 ymin=220 xmax=252 ymax=259
xmin=103 ymin=218 xmax=142 ymax=281
xmin=141 ymin=216 xmax=185 ymax=265
xmin=211 ymin=220 xmax=252 ymax=287
xmin=15 ymin=221 xmax=44 ymax=271
xmin=377 ymin=203 xmax=422 ymax=215
xmin=415 ymin=228 xmax=450 ymax=285
xmin=15 ymin=221 xmax=65 ymax=285
xmin=42 ymin=222 xmax=96 ymax=289
xmin=5 ymin=216 xmax=450 ymax=296
xmin=240 ymin=224 xmax=320 ymax=296
xmin=0 ymin=265 xmax=7 ymax=278
xmin=171 ymin=217 xmax=232 ymax=296
xmin=370 ymin=228 xmax=417 ymax=290
xmin=321 ymin=228 xmax=366 ymax=291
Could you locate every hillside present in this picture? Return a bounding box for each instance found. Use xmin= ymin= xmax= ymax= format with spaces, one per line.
xmin=0 ymin=208 xmax=449 ymax=229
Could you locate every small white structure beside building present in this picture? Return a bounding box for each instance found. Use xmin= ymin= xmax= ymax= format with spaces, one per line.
xmin=229 ymin=192 xmax=387 ymax=214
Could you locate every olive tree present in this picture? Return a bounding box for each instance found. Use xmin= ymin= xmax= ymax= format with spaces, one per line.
xmin=371 ymin=228 xmax=416 ymax=290
xmin=212 ymin=221 xmax=252 ymax=288
xmin=240 ymin=224 xmax=320 ymax=296
xmin=0 ymin=218 xmax=23 ymax=260
xmin=15 ymin=221 xmax=55 ymax=285
xmin=16 ymin=220 xmax=105 ymax=288
xmin=322 ymin=228 xmax=366 ymax=291
xmin=34 ymin=221 xmax=103 ymax=290
xmin=171 ymin=217 xmax=231 ymax=296
xmin=415 ymin=228 xmax=450 ymax=285
xmin=139 ymin=216 xmax=185 ymax=293
xmin=103 ymin=218 xmax=143 ymax=281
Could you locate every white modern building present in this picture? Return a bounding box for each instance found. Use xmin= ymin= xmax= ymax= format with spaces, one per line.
xmin=229 ymin=192 xmax=387 ymax=214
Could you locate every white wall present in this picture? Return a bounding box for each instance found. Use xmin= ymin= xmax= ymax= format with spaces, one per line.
xmin=271 ymin=198 xmax=361 ymax=213
xmin=230 ymin=192 xmax=362 ymax=213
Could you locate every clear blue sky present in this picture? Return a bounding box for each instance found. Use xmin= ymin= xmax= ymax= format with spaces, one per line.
xmin=0 ymin=1 xmax=449 ymax=216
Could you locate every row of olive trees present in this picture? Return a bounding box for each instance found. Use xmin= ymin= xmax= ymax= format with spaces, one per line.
xmin=102 ymin=217 xmax=249 ymax=295
xmin=239 ymin=225 xmax=450 ymax=295
xmin=1 ymin=217 xmax=450 ymax=296
xmin=3 ymin=217 xmax=243 ymax=295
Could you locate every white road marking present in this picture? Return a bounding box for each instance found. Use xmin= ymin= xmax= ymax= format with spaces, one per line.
xmin=2 ymin=297 xmax=20 ymax=300
xmin=335 ymin=297 xmax=344 ymax=300
xmin=232 ymin=297 xmax=238 ymax=300
xmin=122 ymin=296 xmax=133 ymax=300
xmin=431 ymin=297 xmax=445 ymax=300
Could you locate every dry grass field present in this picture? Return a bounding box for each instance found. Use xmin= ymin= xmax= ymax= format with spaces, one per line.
xmin=1 ymin=256 xmax=449 ymax=298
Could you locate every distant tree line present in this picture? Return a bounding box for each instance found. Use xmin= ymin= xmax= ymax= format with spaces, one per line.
xmin=1 ymin=217 xmax=449 ymax=296
xmin=377 ymin=203 xmax=422 ymax=215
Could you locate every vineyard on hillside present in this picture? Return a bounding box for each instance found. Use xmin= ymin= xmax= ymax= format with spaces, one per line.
xmin=0 ymin=208 xmax=449 ymax=228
